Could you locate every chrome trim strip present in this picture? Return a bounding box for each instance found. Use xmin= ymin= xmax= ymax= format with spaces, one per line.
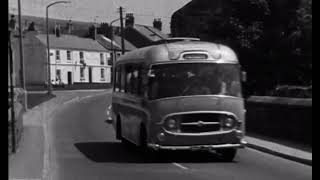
xmin=180 ymin=122 xmax=220 ymax=126
xmin=148 ymin=143 xmax=245 ymax=151
xmin=149 ymin=94 xmax=242 ymax=103
xmin=158 ymin=111 xmax=239 ymax=125
xmin=163 ymin=129 xmax=235 ymax=136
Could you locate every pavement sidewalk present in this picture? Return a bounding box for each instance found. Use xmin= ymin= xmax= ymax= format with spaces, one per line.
xmin=245 ymin=135 xmax=312 ymax=166
xmin=9 ymin=102 xmax=45 ymax=180
xmin=9 ymin=90 xmax=111 ymax=180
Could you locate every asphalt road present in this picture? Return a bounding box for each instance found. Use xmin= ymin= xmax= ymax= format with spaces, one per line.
xmin=46 ymin=91 xmax=312 ymax=180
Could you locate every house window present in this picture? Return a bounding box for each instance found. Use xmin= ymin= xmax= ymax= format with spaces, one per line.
xmin=79 ymin=51 xmax=84 ymax=62
xmin=80 ymin=67 xmax=85 ymax=80
xmin=108 ymin=53 xmax=113 ymax=65
xmin=67 ymin=50 xmax=71 ymax=61
xmin=101 ymin=68 xmax=105 ymax=79
xmin=56 ymin=50 xmax=60 ymax=61
xmin=100 ymin=53 xmax=105 ymax=65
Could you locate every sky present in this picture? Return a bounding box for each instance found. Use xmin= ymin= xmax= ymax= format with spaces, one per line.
xmin=9 ymin=0 xmax=191 ymax=34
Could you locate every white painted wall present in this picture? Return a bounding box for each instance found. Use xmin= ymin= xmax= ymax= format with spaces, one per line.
xmin=50 ymin=48 xmax=111 ymax=84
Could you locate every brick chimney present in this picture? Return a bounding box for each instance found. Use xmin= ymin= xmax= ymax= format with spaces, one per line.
xmin=55 ymin=24 xmax=61 ymax=37
xmin=125 ymin=13 xmax=134 ymax=27
xmin=66 ymin=20 xmax=73 ymax=34
xmin=153 ymin=18 xmax=162 ymax=31
xmin=89 ymin=24 xmax=97 ymax=40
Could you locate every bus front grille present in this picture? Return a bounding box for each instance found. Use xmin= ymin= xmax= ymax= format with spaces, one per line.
xmin=177 ymin=113 xmax=222 ymax=133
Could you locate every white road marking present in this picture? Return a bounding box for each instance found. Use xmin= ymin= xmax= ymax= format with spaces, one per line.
xmin=54 ymin=89 xmax=107 ymax=93
xmin=79 ymin=95 xmax=93 ymax=100
xmin=63 ymin=97 xmax=80 ymax=105
xmin=172 ymin=162 xmax=189 ymax=170
xmin=42 ymin=106 xmax=50 ymax=180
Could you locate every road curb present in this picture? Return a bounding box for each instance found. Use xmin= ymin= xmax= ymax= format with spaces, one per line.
xmin=246 ymin=142 xmax=312 ymax=166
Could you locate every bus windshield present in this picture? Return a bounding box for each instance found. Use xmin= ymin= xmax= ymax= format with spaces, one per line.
xmin=148 ymin=63 xmax=242 ymax=100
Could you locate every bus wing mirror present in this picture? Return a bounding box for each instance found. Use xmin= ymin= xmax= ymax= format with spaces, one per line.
xmin=241 ymin=71 xmax=247 ymax=82
xmin=105 ymin=118 xmax=113 ymax=124
xmin=147 ymin=70 xmax=155 ymax=78
xmin=104 ymin=105 xmax=113 ymax=124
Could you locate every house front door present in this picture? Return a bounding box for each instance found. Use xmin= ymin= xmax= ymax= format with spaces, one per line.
xmin=67 ymin=72 xmax=72 ymax=85
xmin=89 ymin=67 xmax=92 ymax=83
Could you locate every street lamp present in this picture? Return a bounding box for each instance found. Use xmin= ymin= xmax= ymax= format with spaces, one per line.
xmin=46 ymin=1 xmax=70 ymax=95
xmin=110 ymin=18 xmax=120 ymax=63
xmin=109 ymin=18 xmax=121 ymax=85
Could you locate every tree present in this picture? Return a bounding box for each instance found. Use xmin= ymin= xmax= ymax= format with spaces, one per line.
xmin=171 ymin=0 xmax=312 ymax=96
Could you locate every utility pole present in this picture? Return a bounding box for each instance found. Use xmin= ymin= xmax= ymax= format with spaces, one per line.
xmin=18 ymin=0 xmax=28 ymax=110
xmin=119 ymin=6 xmax=125 ymax=55
xmin=9 ymin=29 xmax=16 ymax=153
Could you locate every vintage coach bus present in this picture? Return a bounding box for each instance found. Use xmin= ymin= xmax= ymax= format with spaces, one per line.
xmin=107 ymin=39 xmax=247 ymax=161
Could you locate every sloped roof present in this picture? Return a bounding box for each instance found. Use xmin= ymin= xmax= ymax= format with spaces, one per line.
xmin=96 ymin=34 xmax=136 ymax=51
xmin=113 ymin=35 xmax=137 ymax=51
xmin=96 ymin=34 xmax=121 ymax=50
xmin=133 ymin=24 xmax=168 ymax=42
xmin=36 ymin=34 xmax=107 ymax=52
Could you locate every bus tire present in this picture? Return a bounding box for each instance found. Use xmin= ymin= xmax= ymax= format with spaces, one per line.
xmin=139 ymin=124 xmax=148 ymax=151
xmin=216 ymin=148 xmax=237 ymax=162
xmin=116 ymin=116 xmax=122 ymax=140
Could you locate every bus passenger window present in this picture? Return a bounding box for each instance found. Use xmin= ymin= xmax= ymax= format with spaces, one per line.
xmin=115 ymin=67 xmax=121 ymax=92
xmin=125 ymin=66 xmax=133 ymax=93
xmin=132 ymin=69 xmax=139 ymax=95
xmin=120 ymin=65 xmax=126 ymax=93
xmin=137 ymin=67 xmax=143 ymax=96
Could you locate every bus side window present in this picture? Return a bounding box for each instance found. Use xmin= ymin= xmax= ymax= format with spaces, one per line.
xmin=132 ymin=67 xmax=139 ymax=96
xmin=141 ymin=68 xmax=149 ymax=98
xmin=137 ymin=66 xmax=143 ymax=97
xmin=115 ymin=66 xmax=121 ymax=92
xmin=125 ymin=65 xmax=133 ymax=94
xmin=120 ymin=65 xmax=126 ymax=93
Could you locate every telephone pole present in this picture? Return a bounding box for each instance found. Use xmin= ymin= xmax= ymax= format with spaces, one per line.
xmin=119 ymin=6 xmax=125 ymax=55
xmin=18 ymin=0 xmax=28 ymax=110
xmin=9 ymin=29 xmax=16 ymax=153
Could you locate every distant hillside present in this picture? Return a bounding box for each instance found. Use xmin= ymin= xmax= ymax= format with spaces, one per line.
xmin=10 ymin=14 xmax=95 ymax=37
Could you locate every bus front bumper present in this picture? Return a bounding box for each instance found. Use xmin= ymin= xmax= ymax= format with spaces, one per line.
xmin=147 ymin=140 xmax=247 ymax=151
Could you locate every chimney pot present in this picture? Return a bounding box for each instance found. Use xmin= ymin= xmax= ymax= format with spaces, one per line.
xmin=67 ymin=20 xmax=73 ymax=34
xmin=55 ymin=24 xmax=61 ymax=37
xmin=125 ymin=13 xmax=135 ymax=27
xmin=153 ymin=18 xmax=162 ymax=31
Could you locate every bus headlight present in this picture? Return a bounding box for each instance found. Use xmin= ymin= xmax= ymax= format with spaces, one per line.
xmin=165 ymin=118 xmax=180 ymax=132
xmin=221 ymin=116 xmax=236 ymax=129
xmin=167 ymin=118 xmax=178 ymax=129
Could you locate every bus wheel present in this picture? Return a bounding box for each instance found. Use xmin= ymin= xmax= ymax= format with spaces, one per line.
xmin=139 ymin=125 xmax=148 ymax=152
xmin=116 ymin=116 xmax=122 ymax=140
xmin=116 ymin=117 xmax=132 ymax=147
xmin=216 ymin=148 xmax=237 ymax=162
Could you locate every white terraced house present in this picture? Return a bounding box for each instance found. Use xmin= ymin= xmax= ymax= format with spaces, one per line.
xmin=17 ymin=32 xmax=112 ymax=87
xmin=36 ymin=34 xmax=112 ymax=85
